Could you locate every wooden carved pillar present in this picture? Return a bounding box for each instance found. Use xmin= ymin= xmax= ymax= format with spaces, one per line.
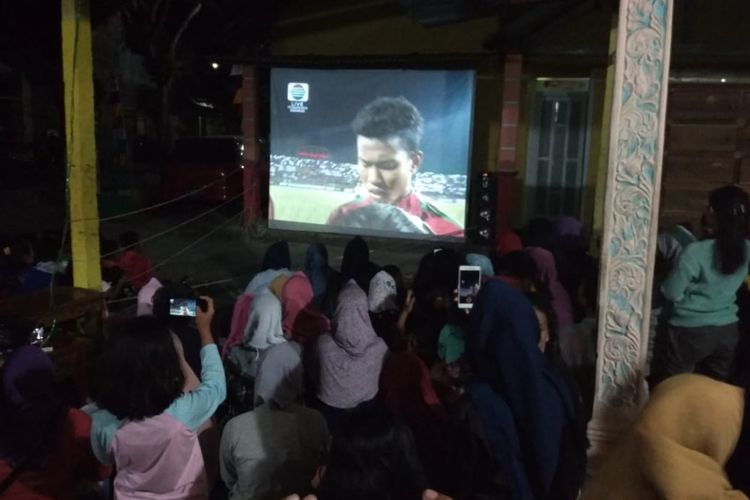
xmin=588 ymin=0 xmax=675 ymax=459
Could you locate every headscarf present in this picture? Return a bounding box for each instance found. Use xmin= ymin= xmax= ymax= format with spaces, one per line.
xmin=524 ymin=218 xmax=557 ymax=251
xmin=380 ymin=351 xmax=443 ymax=417
xmin=526 ymin=247 xmax=574 ymax=331
xmin=438 ymin=324 xmax=465 ymax=365
xmin=262 ymin=240 xmax=291 ymax=271
xmin=494 ymin=231 xmax=523 ymax=256
xmin=317 ymin=280 xmax=388 ymax=409
xmin=137 ymin=277 xmax=163 ymax=316
xmin=584 ymin=375 xmax=745 ymax=500
xmin=658 ymin=224 xmax=697 ymax=262
xmin=556 ymin=216 xmax=583 ymax=238
xmin=379 ymin=351 xmax=452 ymax=488
xmin=368 ymin=270 xmax=398 ymax=313
xmin=244 ymin=290 xmax=286 ymax=350
xmin=245 ymin=269 xmax=292 ymax=296
xmin=254 ymin=341 xmax=304 ymax=409
xmin=0 ymin=345 xmax=67 ymax=467
xmin=466 ymin=280 xmax=577 ymax=500
xmin=466 ymin=253 xmax=494 ymax=278
xmin=269 ymin=274 xmax=290 ymax=299
xmin=305 ymin=243 xmax=329 ymax=307
xmin=281 ymin=272 xmax=331 ymax=347
xmin=341 ymin=236 xmax=375 ymax=291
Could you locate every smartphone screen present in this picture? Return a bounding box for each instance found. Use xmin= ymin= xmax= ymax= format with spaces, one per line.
xmin=169 ymin=298 xmax=197 ymax=317
xmin=458 ymin=267 xmax=482 ymax=309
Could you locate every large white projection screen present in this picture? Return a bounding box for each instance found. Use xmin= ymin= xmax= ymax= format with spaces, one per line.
xmin=268 ymin=68 xmax=475 ymax=240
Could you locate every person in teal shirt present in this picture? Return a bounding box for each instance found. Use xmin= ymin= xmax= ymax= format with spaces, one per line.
xmin=653 ymin=185 xmax=750 ymax=385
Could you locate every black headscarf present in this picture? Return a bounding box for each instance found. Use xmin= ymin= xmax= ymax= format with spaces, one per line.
xmin=340 ymin=236 xmax=377 ymax=291
xmin=524 ymin=218 xmax=558 ymax=252
xmin=261 ymin=240 xmax=291 ymax=271
xmin=466 ymin=280 xmax=581 ymax=500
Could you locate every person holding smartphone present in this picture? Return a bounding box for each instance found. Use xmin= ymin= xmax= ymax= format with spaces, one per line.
xmin=88 ymin=297 xmax=226 ymax=499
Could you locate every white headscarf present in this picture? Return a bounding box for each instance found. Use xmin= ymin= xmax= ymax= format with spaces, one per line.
xmin=136 ymin=277 xmax=163 ymax=316
xmin=244 ymin=290 xmax=287 ymax=350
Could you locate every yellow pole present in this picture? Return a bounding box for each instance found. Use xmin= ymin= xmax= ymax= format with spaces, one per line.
xmin=591 ymin=13 xmax=618 ymax=254
xmin=61 ymin=0 xmax=101 ymax=289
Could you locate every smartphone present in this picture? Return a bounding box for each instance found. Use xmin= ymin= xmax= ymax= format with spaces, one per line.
xmin=169 ymin=298 xmax=197 ymax=317
xmin=457 ymin=265 xmax=482 ymax=309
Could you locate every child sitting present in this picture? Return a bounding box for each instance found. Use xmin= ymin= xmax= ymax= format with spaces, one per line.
xmin=118 ymin=231 xmax=153 ymax=290
xmin=88 ymin=297 xmax=226 ymax=499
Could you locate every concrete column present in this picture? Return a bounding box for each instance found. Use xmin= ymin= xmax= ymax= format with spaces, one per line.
xmin=588 ymin=0 xmax=674 ymax=461
xmin=241 ymin=65 xmax=261 ymax=223
xmin=62 ymin=0 xmax=101 ymax=290
xmin=495 ymin=54 xmax=523 ymax=235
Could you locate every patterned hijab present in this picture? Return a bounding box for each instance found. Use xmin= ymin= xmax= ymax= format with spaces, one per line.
xmin=368 ymin=270 xmax=398 ymax=313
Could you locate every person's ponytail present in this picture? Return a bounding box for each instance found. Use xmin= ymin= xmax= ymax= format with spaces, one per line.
xmin=709 ymin=185 xmax=750 ymax=275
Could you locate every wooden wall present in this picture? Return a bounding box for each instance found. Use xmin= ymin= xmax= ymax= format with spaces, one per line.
xmin=660 ymin=83 xmax=750 ymax=230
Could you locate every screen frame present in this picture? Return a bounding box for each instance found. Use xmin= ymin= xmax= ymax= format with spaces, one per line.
xmin=266 ymin=66 xmax=477 ymax=242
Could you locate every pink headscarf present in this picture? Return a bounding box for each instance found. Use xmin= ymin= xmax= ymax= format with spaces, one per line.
xmin=495 ymin=231 xmax=523 ymax=256
xmin=280 ymin=272 xmax=331 ymax=347
xmin=526 ymin=247 xmax=574 ymax=330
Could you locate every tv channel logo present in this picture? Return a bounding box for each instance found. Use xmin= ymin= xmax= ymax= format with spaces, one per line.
xmin=287 ymin=83 xmax=309 ymax=102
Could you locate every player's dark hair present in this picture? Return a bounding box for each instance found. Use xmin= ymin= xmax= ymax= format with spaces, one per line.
xmin=352 ymin=96 xmax=424 ymax=153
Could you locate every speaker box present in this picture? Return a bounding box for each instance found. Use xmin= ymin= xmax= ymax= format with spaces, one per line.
xmin=474 ymin=171 xmax=496 ymax=243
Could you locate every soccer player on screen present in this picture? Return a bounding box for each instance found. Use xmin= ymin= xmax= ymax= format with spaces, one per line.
xmin=326 ymin=96 xmax=463 ymax=237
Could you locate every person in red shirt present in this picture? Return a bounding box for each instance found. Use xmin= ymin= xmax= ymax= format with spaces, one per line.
xmin=118 ymin=231 xmax=153 ymax=290
xmin=327 ymin=97 xmax=463 ymax=237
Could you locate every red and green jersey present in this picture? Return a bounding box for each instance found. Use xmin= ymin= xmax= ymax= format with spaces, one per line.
xmin=327 ymin=192 xmax=464 ymax=237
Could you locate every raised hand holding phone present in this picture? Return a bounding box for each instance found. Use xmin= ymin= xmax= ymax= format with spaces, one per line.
xmin=457 ymin=265 xmax=482 ymax=309
xmin=195 ymin=296 xmax=215 ymax=346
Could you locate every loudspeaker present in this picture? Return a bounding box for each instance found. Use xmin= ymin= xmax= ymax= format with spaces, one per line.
xmin=474 ymin=171 xmax=496 ymax=243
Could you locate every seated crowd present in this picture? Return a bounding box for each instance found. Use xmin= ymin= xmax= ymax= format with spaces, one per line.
xmin=4 ymin=184 xmax=750 ymax=499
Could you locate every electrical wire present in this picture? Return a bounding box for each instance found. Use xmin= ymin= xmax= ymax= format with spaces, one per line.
xmin=70 ymin=167 xmax=243 ymax=223
xmin=100 ymin=190 xmax=247 ymax=258
xmin=119 ymin=209 xmax=245 ymax=286
xmin=104 ymin=274 xmax=245 ymax=305
xmin=103 ymin=220 xmax=479 ymax=305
